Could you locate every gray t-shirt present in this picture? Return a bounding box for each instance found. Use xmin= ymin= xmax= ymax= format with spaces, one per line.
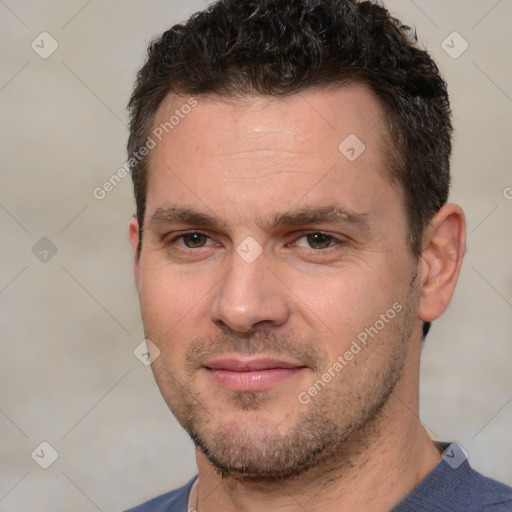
xmin=124 ymin=442 xmax=512 ymax=511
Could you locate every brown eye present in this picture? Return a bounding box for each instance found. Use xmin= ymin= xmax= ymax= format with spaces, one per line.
xmin=305 ymin=233 xmax=334 ymax=249
xmin=182 ymin=233 xmax=208 ymax=248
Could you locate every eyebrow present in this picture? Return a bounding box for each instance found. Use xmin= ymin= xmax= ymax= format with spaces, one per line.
xmin=149 ymin=204 xmax=370 ymax=232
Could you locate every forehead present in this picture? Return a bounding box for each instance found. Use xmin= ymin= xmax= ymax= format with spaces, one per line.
xmin=151 ymin=85 xmax=387 ymax=159
xmin=144 ymin=85 xmax=401 ymax=229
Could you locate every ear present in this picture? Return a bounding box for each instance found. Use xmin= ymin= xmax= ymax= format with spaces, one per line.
xmin=417 ymin=204 xmax=466 ymax=322
xmin=129 ymin=217 xmax=141 ymax=289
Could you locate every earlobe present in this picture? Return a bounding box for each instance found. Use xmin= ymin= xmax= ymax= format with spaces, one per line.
xmin=129 ymin=217 xmax=141 ymax=288
xmin=417 ymin=204 xmax=466 ymax=322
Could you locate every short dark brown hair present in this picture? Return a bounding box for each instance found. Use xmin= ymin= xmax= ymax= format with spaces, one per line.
xmin=128 ymin=0 xmax=452 ymax=258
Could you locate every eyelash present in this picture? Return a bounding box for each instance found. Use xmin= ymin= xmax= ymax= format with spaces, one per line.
xmin=166 ymin=231 xmax=345 ymax=251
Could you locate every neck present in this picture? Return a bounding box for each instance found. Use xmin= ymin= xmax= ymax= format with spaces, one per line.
xmin=194 ymin=342 xmax=441 ymax=512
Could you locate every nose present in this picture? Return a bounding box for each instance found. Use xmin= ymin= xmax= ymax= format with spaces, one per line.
xmin=210 ymin=251 xmax=291 ymax=334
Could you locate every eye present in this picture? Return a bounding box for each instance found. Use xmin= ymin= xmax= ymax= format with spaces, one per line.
xmin=295 ymin=232 xmax=339 ymax=249
xmin=173 ymin=232 xmax=210 ymax=248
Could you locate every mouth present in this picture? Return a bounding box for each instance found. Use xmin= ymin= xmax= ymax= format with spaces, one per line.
xmin=203 ymin=356 xmax=308 ymax=392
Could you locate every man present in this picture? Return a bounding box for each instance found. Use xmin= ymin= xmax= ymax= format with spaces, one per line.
xmin=124 ymin=0 xmax=512 ymax=510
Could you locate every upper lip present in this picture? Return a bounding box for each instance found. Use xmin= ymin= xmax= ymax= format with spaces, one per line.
xmin=204 ymin=356 xmax=306 ymax=372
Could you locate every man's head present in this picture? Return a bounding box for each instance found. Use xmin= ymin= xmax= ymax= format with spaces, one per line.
xmin=128 ymin=0 xmax=452 ymax=257
xmin=127 ymin=0 xmax=465 ymax=482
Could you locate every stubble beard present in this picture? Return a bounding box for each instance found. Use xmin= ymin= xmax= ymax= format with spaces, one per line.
xmin=150 ymin=295 xmax=416 ymax=483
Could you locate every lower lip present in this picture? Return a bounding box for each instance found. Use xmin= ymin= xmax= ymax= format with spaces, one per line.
xmin=205 ymin=367 xmax=305 ymax=391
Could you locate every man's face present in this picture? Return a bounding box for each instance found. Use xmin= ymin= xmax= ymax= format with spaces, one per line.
xmin=130 ymin=86 xmax=421 ymax=480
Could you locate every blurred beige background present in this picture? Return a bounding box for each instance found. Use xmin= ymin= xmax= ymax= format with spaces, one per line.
xmin=1 ymin=0 xmax=511 ymax=510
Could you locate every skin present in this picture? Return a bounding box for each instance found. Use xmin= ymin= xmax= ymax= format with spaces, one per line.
xmin=129 ymin=85 xmax=466 ymax=512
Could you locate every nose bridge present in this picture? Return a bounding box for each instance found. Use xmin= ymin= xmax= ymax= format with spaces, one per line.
xmin=210 ymin=250 xmax=290 ymax=333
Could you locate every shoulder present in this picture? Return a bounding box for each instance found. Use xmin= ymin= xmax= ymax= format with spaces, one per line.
xmin=392 ymin=442 xmax=512 ymax=512
xmin=461 ymin=465 xmax=512 ymax=510
xmin=442 ymin=442 xmax=512 ymax=510
xmin=122 ymin=477 xmax=196 ymax=512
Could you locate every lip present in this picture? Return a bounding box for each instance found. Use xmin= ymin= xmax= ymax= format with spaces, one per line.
xmin=203 ymin=356 xmax=307 ymax=391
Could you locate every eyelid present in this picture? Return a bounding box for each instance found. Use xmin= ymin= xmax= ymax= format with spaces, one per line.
xmin=165 ymin=230 xmax=347 ymax=250
xmin=168 ymin=230 xmax=211 ymax=241
xmin=167 ymin=230 xmax=216 ymax=248
xmin=289 ymin=231 xmax=347 ymax=249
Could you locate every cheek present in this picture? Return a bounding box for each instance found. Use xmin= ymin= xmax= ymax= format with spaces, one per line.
xmin=139 ymin=269 xmax=169 ymax=322
xmin=138 ymin=261 xmax=191 ymax=337
xmin=292 ymin=260 xmax=410 ymax=345
xmin=137 ymin=259 xmax=216 ymax=363
xmin=138 ymin=267 xmax=194 ymax=395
